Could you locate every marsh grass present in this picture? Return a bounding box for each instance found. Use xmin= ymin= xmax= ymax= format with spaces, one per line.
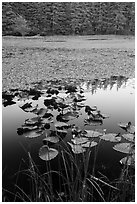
xmin=3 ymin=138 xmax=135 ymax=202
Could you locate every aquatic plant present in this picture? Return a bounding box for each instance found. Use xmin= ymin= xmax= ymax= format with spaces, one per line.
xmin=39 ymin=145 xmax=59 ymax=161
xmin=2 ymin=77 xmax=135 ymax=202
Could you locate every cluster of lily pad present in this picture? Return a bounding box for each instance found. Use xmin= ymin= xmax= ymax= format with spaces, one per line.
xmin=67 ymin=121 xmax=135 ymax=168
xmin=114 ymin=122 xmax=135 ymax=167
xmin=2 ymin=79 xmax=135 ymax=167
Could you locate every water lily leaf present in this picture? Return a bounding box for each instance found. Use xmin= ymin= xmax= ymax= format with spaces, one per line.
xmin=64 ymin=96 xmax=74 ymax=105
xmin=77 ymin=102 xmax=85 ymax=108
xmin=67 ymin=142 xmax=86 ymax=154
xmin=19 ymin=102 xmax=32 ymax=110
xmin=72 ymin=125 xmax=82 ymax=136
xmin=2 ymin=92 xmax=14 ymax=101
xmin=3 ymin=100 xmax=16 ymax=107
xmin=43 ymin=123 xmax=50 ymax=129
xmin=43 ymin=136 xmax=59 ymax=144
xmin=23 ymin=105 xmax=38 ymax=112
xmin=17 ymin=90 xmax=30 ymax=100
xmin=127 ymin=126 xmax=135 ymax=134
xmin=100 ymin=113 xmax=109 ymax=119
xmin=62 ymin=111 xmax=78 ymax=120
xmin=118 ymin=122 xmax=129 ymax=129
xmin=24 ymin=129 xmax=43 ymax=138
xmin=84 ymin=130 xmax=103 ymax=138
xmin=118 ymin=122 xmax=131 ymax=130
xmin=17 ymin=126 xmax=38 ymax=135
xmin=71 ymin=137 xmax=89 ymax=145
xmin=42 ymin=118 xmax=53 ymax=124
xmin=120 ymin=154 xmax=135 ymax=167
xmin=28 ymin=88 xmax=42 ymax=97
xmin=47 ymin=88 xmax=59 ymax=95
xmin=44 ymin=98 xmax=56 ymax=107
xmin=65 ymin=85 xmax=77 ymax=93
xmin=56 ymin=114 xmax=69 ymax=122
xmin=22 ymin=125 xmax=38 ymax=131
xmin=43 ymin=112 xmax=53 ymax=119
xmin=73 ymin=96 xmax=86 ymax=103
xmin=55 ymin=122 xmax=70 ymax=129
xmin=100 ymin=133 xmax=121 ymax=142
xmin=39 ymin=145 xmax=58 ymax=161
xmin=25 ymin=117 xmax=42 ymax=125
xmin=35 ymin=108 xmax=48 ymax=117
xmin=85 ymin=105 xmax=97 ymax=113
xmin=58 ymin=102 xmax=69 ymax=109
xmin=57 ymin=129 xmax=67 ymax=138
xmin=81 ymin=141 xmax=98 ymax=148
xmin=84 ymin=118 xmax=103 ymax=126
xmin=55 ymin=96 xmax=65 ymax=104
xmin=118 ymin=122 xmax=135 ymax=134
xmin=122 ymin=133 xmax=135 ymax=142
xmin=113 ymin=143 xmax=134 ymax=154
xmin=89 ymin=111 xmax=104 ymax=120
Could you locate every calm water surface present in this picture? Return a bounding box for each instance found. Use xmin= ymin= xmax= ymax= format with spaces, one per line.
xmin=2 ymin=77 xmax=135 ymax=196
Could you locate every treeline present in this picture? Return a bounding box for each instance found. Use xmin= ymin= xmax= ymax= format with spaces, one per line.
xmin=2 ymin=2 xmax=135 ymax=36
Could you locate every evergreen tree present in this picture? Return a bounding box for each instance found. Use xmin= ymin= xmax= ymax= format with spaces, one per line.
xmin=2 ymin=2 xmax=135 ymax=36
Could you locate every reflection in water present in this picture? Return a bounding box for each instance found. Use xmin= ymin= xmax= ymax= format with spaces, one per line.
xmin=2 ymin=76 xmax=135 ymax=200
xmin=79 ymin=75 xmax=129 ymax=94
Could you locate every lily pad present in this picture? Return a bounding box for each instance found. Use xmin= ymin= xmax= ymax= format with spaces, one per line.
xmin=77 ymin=102 xmax=85 ymax=108
xmin=55 ymin=122 xmax=70 ymax=129
xmin=57 ymin=102 xmax=69 ymax=109
xmin=84 ymin=118 xmax=103 ymax=126
xmin=39 ymin=145 xmax=58 ymax=161
xmin=19 ymin=102 xmax=32 ymax=110
xmin=118 ymin=122 xmax=135 ymax=134
xmin=113 ymin=143 xmax=134 ymax=154
xmin=85 ymin=105 xmax=97 ymax=113
xmin=43 ymin=112 xmax=53 ymax=119
xmin=35 ymin=108 xmax=48 ymax=117
xmin=120 ymin=154 xmax=135 ymax=167
xmin=73 ymin=96 xmax=86 ymax=103
xmin=44 ymin=98 xmax=56 ymax=107
xmin=57 ymin=129 xmax=67 ymax=137
xmin=43 ymin=136 xmax=59 ymax=144
xmin=118 ymin=122 xmax=131 ymax=130
xmin=24 ymin=129 xmax=43 ymax=138
xmin=42 ymin=117 xmax=53 ymax=124
xmin=3 ymin=100 xmax=16 ymax=107
xmin=23 ymin=105 xmax=38 ymax=112
xmin=67 ymin=142 xmax=86 ymax=154
xmin=100 ymin=113 xmax=109 ymax=119
xmin=47 ymin=88 xmax=59 ymax=95
xmin=56 ymin=114 xmax=69 ymax=122
xmin=25 ymin=117 xmax=42 ymax=126
xmin=122 ymin=133 xmax=135 ymax=142
xmin=100 ymin=133 xmax=121 ymax=142
xmin=71 ymin=137 xmax=89 ymax=145
xmin=65 ymin=85 xmax=77 ymax=93
xmin=127 ymin=126 xmax=135 ymax=134
xmin=81 ymin=141 xmax=98 ymax=148
xmin=84 ymin=130 xmax=103 ymax=138
xmin=17 ymin=125 xmax=38 ymax=135
xmin=62 ymin=111 xmax=78 ymax=120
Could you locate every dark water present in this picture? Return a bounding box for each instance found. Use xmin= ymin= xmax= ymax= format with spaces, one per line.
xmin=2 ymin=77 xmax=135 ymax=200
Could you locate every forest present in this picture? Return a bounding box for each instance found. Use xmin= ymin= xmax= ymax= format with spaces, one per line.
xmin=2 ymin=2 xmax=135 ymax=36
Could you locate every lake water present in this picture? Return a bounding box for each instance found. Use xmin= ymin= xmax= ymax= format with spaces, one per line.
xmin=2 ymin=76 xmax=135 ymax=200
